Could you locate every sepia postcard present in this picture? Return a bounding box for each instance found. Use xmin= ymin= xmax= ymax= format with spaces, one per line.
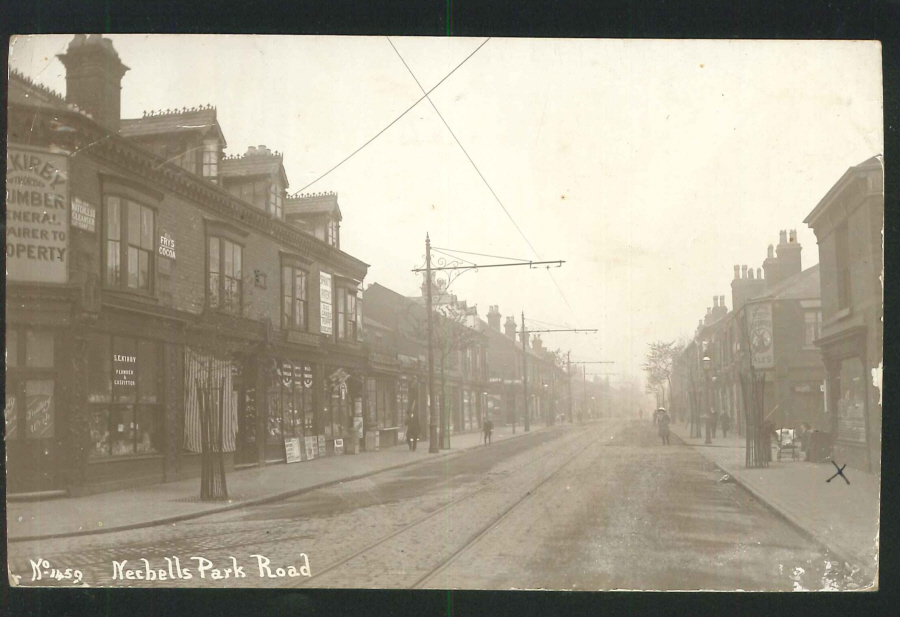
xmin=5 ymin=35 xmax=883 ymax=591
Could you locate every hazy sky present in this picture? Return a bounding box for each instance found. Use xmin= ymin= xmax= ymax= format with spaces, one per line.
xmin=8 ymin=35 xmax=883 ymax=385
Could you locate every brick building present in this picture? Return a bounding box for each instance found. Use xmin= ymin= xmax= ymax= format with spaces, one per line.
xmin=672 ymin=231 xmax=826 ymax=438
xmin=362 ymin=282 xmax=489 ymax=446
xmin=481 ymin=307 xmax=567 ymax=428
xmin=5 ymin=35 xmax=369 ymax=495
xmin=804 ymin=156 xmax=884 ymax=474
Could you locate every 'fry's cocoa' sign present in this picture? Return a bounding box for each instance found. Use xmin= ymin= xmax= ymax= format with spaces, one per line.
xmin=6 ymin=147 xmax=69 ymax=283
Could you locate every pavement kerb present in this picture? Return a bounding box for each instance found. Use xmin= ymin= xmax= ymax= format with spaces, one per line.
xmin=9 ymin=423 xmax=561 ymax=544
xmin=670 ymin=432 xmax=877 ymax=585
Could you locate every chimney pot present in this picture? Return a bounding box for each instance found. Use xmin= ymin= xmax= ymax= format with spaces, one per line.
xmin=757 ymin=268 xmax=763 ymax=279
xmin=779 ymin=230 xmax=788 ymax=245
xmin=719 ymin=295 xmax=726 ymax=309
xmin=713 ymin=296 xmax=719 ymax=308
xmin=767 ymin=244 xmax=774 ymax=259
xmin=741 ymin=265 xmax=748 ymax=278
xmin=734 ymin=265 xmax=740 ymax=280
xmin=789 ymin=229 xmax=797 ymax=243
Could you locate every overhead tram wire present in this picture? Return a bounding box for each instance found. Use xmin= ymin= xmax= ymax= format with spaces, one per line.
xmin=295 ymin=38 xmax=491 ymax=194
xmin=388 ymin=37 xmax=578 ymax=324
xmin=431 ymin=247 xmax=531 ymax=263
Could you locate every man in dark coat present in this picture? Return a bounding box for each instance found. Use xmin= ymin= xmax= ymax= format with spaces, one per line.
xmin=483 ymin=417 xmax=494 ymax=445
xmin=406 ymin=411 xmax=421 ymax=451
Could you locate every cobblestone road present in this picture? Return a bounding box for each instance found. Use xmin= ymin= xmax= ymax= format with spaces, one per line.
xmin=8 ymin=420 xmax=864 ymax=590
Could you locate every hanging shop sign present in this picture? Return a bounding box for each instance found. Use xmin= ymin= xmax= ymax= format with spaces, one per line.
xmin=70 ymin=197 xmax=96 ymax=233
xmin=159 ymin=230 xmax=176 ymax=260
xmin=749 ymin=302 xmax=775 ymax=370
xmin=304 ymin=436 xmax=317 ymax=460
xmin=285 ymin=437 xmax=302 ymax=464
xmin=334 ymin=438 xmax=344 ymax=455
xmin=319 ymin=272 xmax=333 ymax=335
xmin=6 ymin=146 xmax=70 ymax=283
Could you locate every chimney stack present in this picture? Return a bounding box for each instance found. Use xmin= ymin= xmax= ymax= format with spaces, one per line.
xmin=504 ymin=316 xmax=517 ymax=340
xmin=487 ymin=305 xmax=502 ymax=331
xmin=58 ymin=35 xmax=129 ymax=132
xmin=766 ymin=228 xmax=802 ymax=289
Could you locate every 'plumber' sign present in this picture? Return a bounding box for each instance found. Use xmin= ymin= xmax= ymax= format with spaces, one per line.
xmin=6 ymin=146 xmax=69 ymax=283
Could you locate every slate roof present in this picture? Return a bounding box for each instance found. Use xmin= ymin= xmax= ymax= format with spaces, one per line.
xmin=753 ymin=264 xmax=821 ymax=301
xmin=8 ymin=70 xmax=69 ymax=112
xmin=120 ymin=107 xmax=225 ymax=144
xmin=220 ymin=154 xmax=285 ymax=180
xmin=286 ymin=192 xmax=342 ymax=219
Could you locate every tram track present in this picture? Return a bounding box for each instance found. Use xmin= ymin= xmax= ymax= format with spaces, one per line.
xmin=293 ymin=422 xmax=608 ymax=588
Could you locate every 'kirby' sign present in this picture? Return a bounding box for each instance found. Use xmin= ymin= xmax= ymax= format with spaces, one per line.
xmin=6 ymin=146 xmax=69 ymax=283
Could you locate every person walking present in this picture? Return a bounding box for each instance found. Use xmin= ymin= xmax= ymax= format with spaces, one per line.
xmin=483 ymin=416 xmax=493 ymax=445
xmin=406 ymin=409 xmax=421 ymax=452
xmin=719 ymin=412 xmax=732 ymax=438
xmin=657 ymin=408 xmax=671 ymax=445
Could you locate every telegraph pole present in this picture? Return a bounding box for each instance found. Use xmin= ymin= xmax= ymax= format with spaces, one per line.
xmin=521 ymin=321 xmax=598 ymax=430
xmin=570 ymin=360 xmax=614 ymax=421
xmin=567 ymin=351 xmax=573 ymax=423
xmin=425 ymin=234 xmax=439 ymax=453
xmin=522 ymin=311 xmax=530 ymax=432
xmin=413 ymin=245 xmax=565 ymax=451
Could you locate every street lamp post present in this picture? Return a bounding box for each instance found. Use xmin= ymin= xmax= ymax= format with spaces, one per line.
xmin=703 ymin=355 xmax=712 ymax=445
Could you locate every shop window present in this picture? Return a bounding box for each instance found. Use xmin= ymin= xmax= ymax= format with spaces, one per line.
xmin=282 ymin=266 xmax=308 ymax=330
xmin=837 ymin=357 xmax=867 ymax=444
xmin=25 ymin=380 xmax=55 ymax=439
xmin=104 ymin=196 xmax=155 ymax=293
xmin=208 ymin=236 xmax=243 ymax=315
xmin=5 ymin=330 xmax=56 ymax=442
xmin=88 ymin=335 xmax=162 ymax=458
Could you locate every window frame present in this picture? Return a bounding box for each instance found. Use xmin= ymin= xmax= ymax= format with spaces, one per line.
xmin=4 ymin=328 xmax=58 ymax=442
xmin=207 ymin=235 xmax=244 ymax=315
xmin=268 ymin=183 xmax=283 ymax=219
xmin=103 ymin=194 xmax=157 ymax=295
xmin=281 ymin=265 xmax=309 ymax=331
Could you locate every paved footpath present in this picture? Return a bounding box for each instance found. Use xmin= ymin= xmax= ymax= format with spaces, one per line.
xmin=669 ymin=422 xmax=880 ymax=585
xmin=8 ymin=424 xmax=552 ymax=543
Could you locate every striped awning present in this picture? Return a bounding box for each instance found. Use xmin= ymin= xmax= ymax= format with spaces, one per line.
xmin=183 ymin=347 xmax=237 ymax=453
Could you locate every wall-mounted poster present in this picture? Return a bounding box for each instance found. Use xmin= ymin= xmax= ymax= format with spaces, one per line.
xmin=317 ymin=435 xmax=326 ymax=457
xmin=319 ymin=272 xmax=333 ymax=335
xmin=334 ymin=438 xmax=344 ymax=455
xmin=6 ymin=146 xmax=70 ymax=283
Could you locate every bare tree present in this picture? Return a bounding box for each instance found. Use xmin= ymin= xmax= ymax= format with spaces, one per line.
xmin=642 ymin=340 xmax=682 ymax=410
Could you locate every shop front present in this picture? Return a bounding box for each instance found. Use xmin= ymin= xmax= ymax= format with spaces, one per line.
xmin=820 ymin=326 xmax=879 ymax=474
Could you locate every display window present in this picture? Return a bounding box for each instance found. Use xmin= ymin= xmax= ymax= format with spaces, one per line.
xmin=5 ymin=328 xmax=57 ymax=442
xmin=87 ymin=334 xmax=163 ymax=458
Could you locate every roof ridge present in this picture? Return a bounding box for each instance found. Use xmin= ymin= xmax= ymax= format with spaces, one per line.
xmin=9 ymin=68 xmax=69 ymax=108
xmin=137 ymin=105 xmax=216 ymax=118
